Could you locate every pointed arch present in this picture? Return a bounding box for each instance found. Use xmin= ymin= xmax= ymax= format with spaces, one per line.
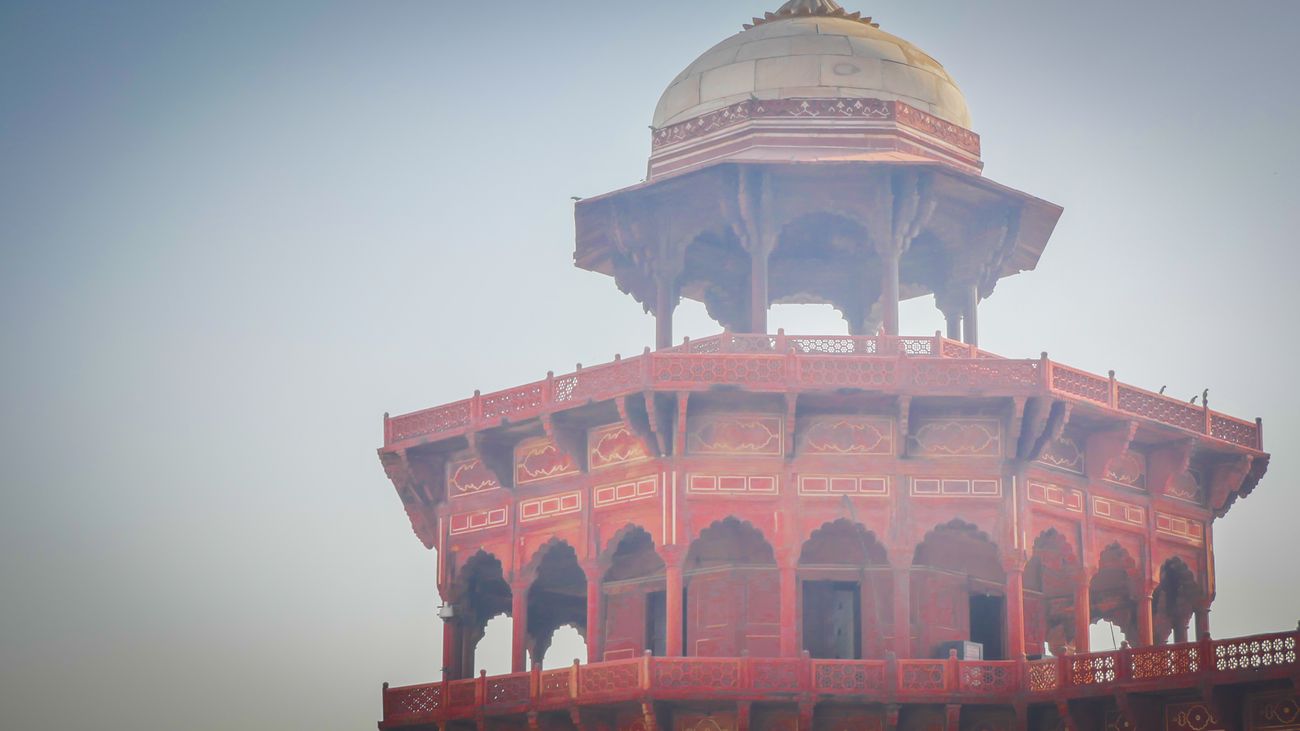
xmin=911 ymin=518 xmax=1007 ymax=659
xmin=1153 ymin=556 xmax=1203 ymax=645
xmin=1089 ymin=542 xmax=1141 ymax=644
xmin=525 ymin=540 xmax=587 ymax=666
xmin=687 ymin=516 xmax=777 ymax=568
xmin=800 ymin=518 xmax=888 ymax=567
xmin=1025 ymin=528 xmax=1083 ymax=656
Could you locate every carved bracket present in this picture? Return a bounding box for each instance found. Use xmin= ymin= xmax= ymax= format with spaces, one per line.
xmin=1148 ymin=439 xmax=1195 ymax=497
xmin=467 ymin=431 xmax=515 ymax=490
xmin=541 ymin=413 xmax=587 ymax=473
xmin=616 ymin=395 xmax=660 ymax=460
xmin=1084 ymin=420 xmax=1138 ymax=480
xmin=644 ymin=392 xmax=670 ymax=456
xmin=1208 ymin=454 xmax=1254 ymax=516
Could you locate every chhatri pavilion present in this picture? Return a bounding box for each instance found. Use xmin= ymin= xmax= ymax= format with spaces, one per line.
xmin=376 ymin=2 xmax=1294 ymax=730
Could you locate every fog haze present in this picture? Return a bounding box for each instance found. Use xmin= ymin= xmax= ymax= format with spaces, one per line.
xmin=2 ymin=2 xmax=1298 ymax=729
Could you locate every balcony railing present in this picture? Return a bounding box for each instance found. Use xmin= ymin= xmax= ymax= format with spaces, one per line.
xmin=381 ymin=631 xmax=1298 ymax=727
xmin=383 ymin=332 xmax=1263 ymax=451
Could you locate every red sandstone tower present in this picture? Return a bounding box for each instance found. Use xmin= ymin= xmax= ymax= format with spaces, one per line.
xmin=378 ymin=3 xmax=1295 ymax=730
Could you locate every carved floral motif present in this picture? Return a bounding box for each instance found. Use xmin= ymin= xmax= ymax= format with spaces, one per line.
xmin=589 ymin=423 xmax=651 ymax=470
xmin=515 ymin=437 xmax=579 ymax=485
xmin=688 ymin=415 xmax=783 ymax=456
xmin=448 ymin=457 xmax=500 ymax=497
xmin=800 ymin=415 xmax=893 ymax=455
xmin=910 ymin=418 xmax=1002 ymax=457
xmin=1037 ymin=435 xmax=1084 ymax=474
xmin=1106 ymin=450 xmax=1147 ymax=489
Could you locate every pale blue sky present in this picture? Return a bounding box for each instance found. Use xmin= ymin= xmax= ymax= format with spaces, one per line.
xmin=2 ymin=2 xmax=1298 ymax=729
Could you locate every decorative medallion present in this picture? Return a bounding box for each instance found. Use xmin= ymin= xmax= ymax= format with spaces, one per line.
xmin=514 ymin=436 xmax=579 ymax=485
xmin=447 ymin=457 xmax=500 ymax=497
xmin=800 ymin=415 xmax=893 ymax=455
xmin=587 ymin=422 xmax=651 ymax=471
xmin=687 ymin=414 xmax=783 ymax=456
xmin=909 ymin=418 xmax=1002 ymax=457
xmin=1165 ymin=470 xmax=1203 ymax=503
xmin=1167 ymin=701 xmax=1223 ymax=731
xmin=1036 ymin=435 xmax=1085 ymax=474
xmin=1105 ymin=450 xmax=1146 ymax=489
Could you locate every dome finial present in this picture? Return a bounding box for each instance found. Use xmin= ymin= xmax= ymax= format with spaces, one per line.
xmin=744 ymin=0 xmax=879 ymax=30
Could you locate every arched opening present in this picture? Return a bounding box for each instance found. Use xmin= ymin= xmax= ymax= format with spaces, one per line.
xmin=450 ymin=551 xmax=512 ymax=678
xmin=1090 ymin=619 xmax=1128 ymax=651
xmin=769 ymin=213 xmax=878 ymax=334
xmin=679 ymin=230 xmax=750 ymax=332
xmin=1024 ymin=528 xmax=1082 ymax=656
xmin=600 ymin=526 xmax=666 ymax=661
xmin=525 ymin=541 xmax=587 ymax=668
xmin=684 ymin=517 xmax=778 ymax=657
xmin=912 ymin=520 xmax=1007 ymax=659
xmin=542 ymin=624 xmax=588 ymax=669
xmin=798 ymin=519 xmax=890 ymax=659
xmin=1089 ymin=543 xmax=1140 ymax=646
xmin=1153 ymin=557 xmax=1202 ymax=645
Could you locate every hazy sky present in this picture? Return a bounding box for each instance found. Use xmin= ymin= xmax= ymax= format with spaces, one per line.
xmin=2 ymin=1 xmax=1298 ymax=729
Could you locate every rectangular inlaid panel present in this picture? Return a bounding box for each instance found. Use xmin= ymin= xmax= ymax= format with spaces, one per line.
xmin=1027 ymin=480 xmax=1084 ymax=513
xmin=1155 ymin=512 xmax=1205 ymax=545
xmin=447 ymin=456 xmax=500 ymax=498
xmin=798 ymin=474 xmax=889 ymax=497
xmin=449 ymin=507 xmax=508 ymax=535
xmin=910 ymin=477 xmax=1001 ymax=497
xmin=909 ymin=417 xmax=1002 ymax=458
xmin=799 ymin=415 xmax=894 ymax=456
xmin=1092 ymin=495 xmax=1145 ymax=527
xmin=593 ymin=474 xmax=659 ymax=508
xmin=514 ymin=436 xmax=579 ymax=485
xmin=687 ymin=474 xmax=778 ymax=495
xmin=588 ymin=422 xmax=651 ymax=470
xmin=519 ymin=491 xmax=582 ymax=523
xmin=687 ymin=414 xmax=783 ymax=456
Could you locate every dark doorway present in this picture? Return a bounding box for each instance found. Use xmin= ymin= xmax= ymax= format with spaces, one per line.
xmin=969 ymin=594 xmax=1004 ymax=660
xmin=802 ymin=580 xmax=861 ymax=659
xmin=646 ymin=591 xmax=666 ymax=656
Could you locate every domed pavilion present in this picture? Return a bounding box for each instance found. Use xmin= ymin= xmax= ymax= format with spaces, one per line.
xmin=377 ymin=3 xmax=1294 ymax=730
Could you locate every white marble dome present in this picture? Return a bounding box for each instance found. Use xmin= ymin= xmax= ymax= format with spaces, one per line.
xmin=653 ymin=11 xmax=971 ymax=130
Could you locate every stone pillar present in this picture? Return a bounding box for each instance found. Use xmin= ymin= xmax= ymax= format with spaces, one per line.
xmin=666 ymin=557 xmax=684 ymax=656
xmin=655 ymin=276 xmax=674 ymax=350
xmin=962 ymin=283 xmax=979 ymax=346
xmin=1005 ymin=559 xmax=1026 ymax=660
xmin=511 ymin=582 xmax=529 ymax=672
xmin=442 ymin=616 xmax=461 ymax=679
xmin=1173 ymin=617 xmax=1190 ymax=645
xmin=1137 ymin=590 xmax=1155 ymax=647
xmin=881 ymin=249 xmax=901 ymax=336
xmin=1194 ymin=606 xmax=1211 ymax=641
xmin=586 ymin=570 xmax=603 ymax=662
xmin=893 ymin=567 xmax=911 ymax=658
xmin=1073 ymin=581 xmax=1092 ymax=653
xmin=750 ymin=247 xmax=769 ymax=333
xmin=778 ymin=556 xmax=798 ymax=657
